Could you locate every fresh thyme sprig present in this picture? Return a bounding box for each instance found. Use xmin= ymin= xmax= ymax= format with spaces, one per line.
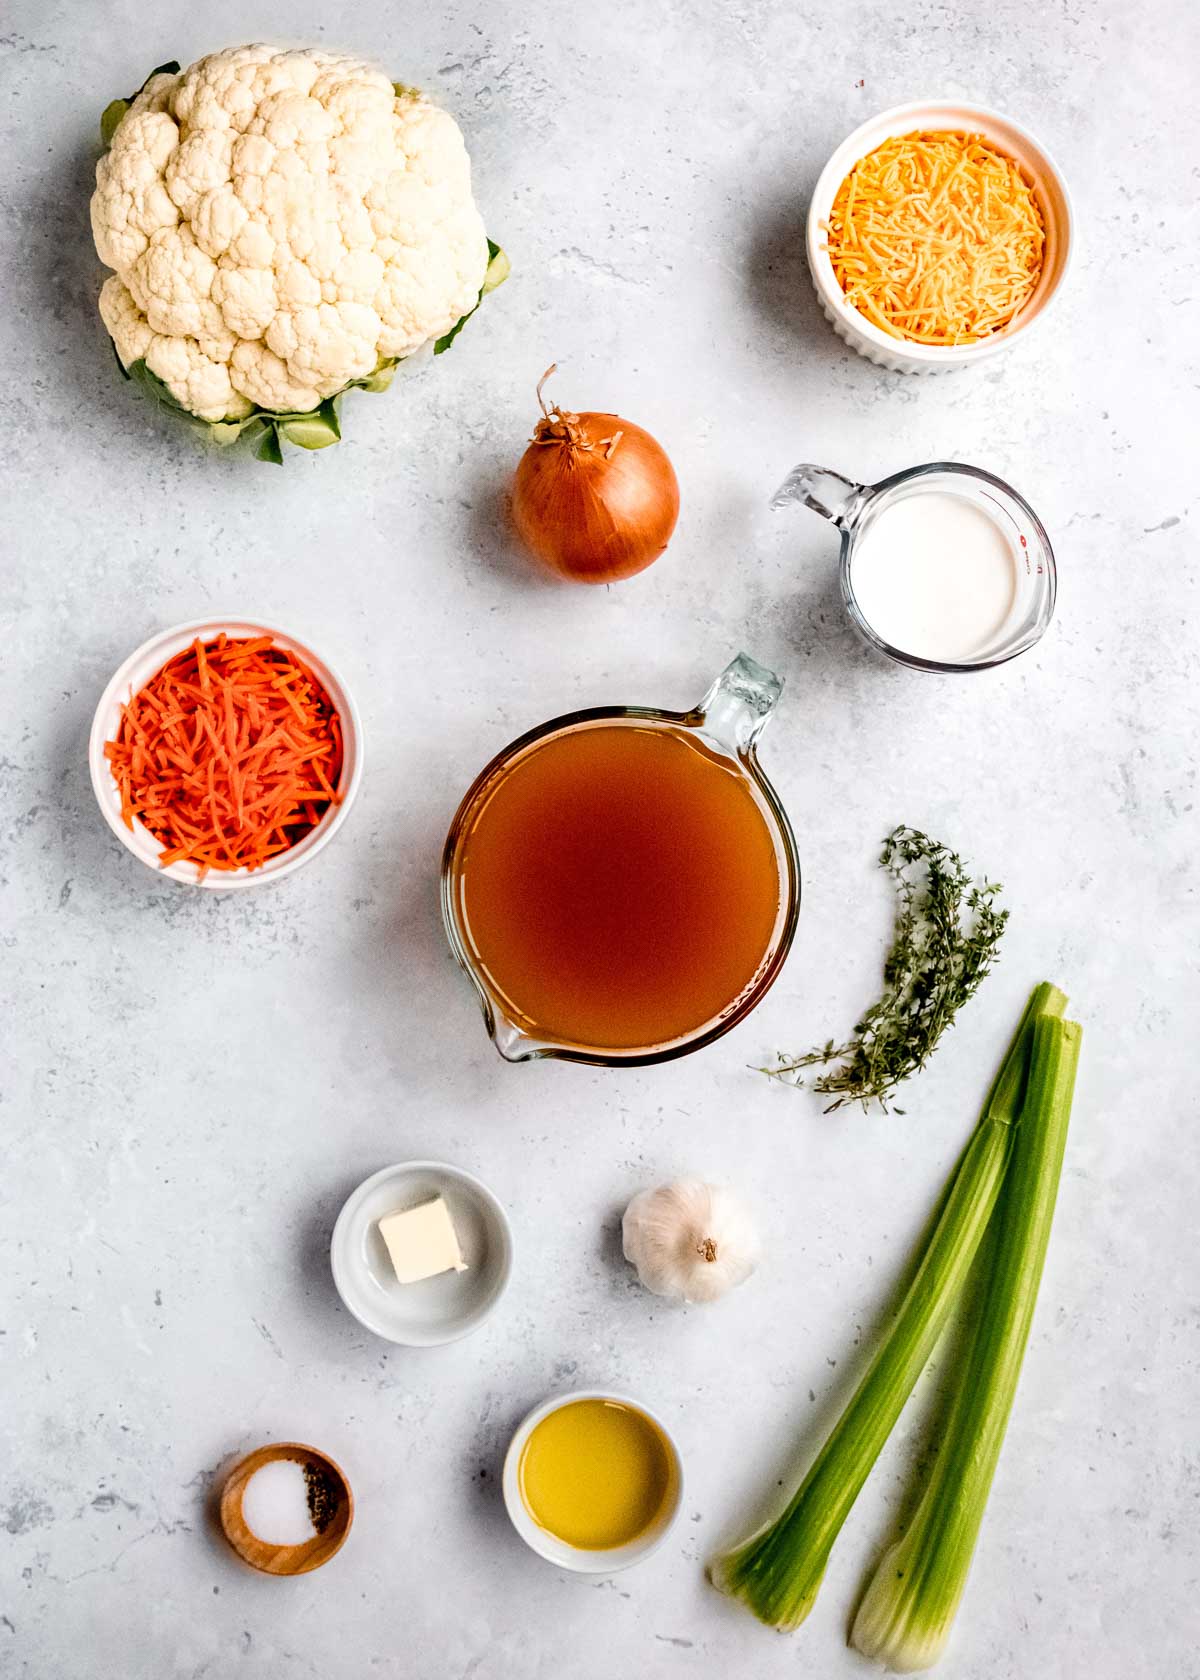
xmin=765 ymin=826 xmax=1008 ymax=1112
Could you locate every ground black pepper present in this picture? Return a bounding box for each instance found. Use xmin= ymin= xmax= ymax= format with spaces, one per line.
xmin=302 ymin=1462 xmax=339 ymax=1534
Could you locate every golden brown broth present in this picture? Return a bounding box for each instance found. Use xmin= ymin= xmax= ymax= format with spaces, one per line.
xmin=453 ymin=722 xmax=781 ymax=1051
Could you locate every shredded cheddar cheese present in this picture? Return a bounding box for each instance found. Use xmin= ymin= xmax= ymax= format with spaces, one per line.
xmin=825 ymin=131 xmax=1046 ymax=346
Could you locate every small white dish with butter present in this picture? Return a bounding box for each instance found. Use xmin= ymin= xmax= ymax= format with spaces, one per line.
xmin=331 ymin=1162 xmax=513 ymax=1346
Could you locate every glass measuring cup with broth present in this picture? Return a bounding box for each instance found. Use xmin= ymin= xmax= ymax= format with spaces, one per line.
xmin=441 ymin=654 xmax=800 ymax=1066
xmin=774 ymin=462 xmax=1056 ymax=671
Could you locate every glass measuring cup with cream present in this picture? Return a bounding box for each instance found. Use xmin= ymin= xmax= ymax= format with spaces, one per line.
xmin=774 ymin=462 xmax=1056 ymax=671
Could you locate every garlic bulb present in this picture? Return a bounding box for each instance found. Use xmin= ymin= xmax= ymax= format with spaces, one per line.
xmin=621 ymin=1179 xmax=761 ymax=1304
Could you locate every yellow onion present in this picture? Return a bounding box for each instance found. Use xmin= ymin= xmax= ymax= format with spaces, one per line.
xmin=511 ymin=365 xmax=680 ymax=583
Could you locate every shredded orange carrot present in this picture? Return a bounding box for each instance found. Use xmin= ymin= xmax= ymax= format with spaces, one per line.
xmin=105 ymin=635 xmax=343 ymax=877
xmin=824 ymin=131 xmax=1046 ymax=346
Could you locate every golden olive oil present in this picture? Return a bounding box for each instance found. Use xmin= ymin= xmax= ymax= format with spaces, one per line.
xmin=518 ymin=1398 xmax=677 ymax=1550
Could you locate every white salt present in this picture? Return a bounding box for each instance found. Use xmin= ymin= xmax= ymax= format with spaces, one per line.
xmin=240 ymin=1458 xmax=316 ymax=1546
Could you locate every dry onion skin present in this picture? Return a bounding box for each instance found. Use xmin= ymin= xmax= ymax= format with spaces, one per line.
xmin=825 ymin=131 xmax=1046 ymax=346
xmin=511 ymin=365 xmax=680 ymax=583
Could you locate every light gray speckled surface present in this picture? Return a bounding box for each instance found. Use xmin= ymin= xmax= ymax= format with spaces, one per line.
xmin=2 ymin=2 xmax=1197 ymax=1676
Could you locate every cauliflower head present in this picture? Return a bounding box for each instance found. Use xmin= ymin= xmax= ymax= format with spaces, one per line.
xmin=92 ymin=45 xmax=502 ymax=454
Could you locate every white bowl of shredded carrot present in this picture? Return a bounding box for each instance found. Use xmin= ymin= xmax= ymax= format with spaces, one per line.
xmin=807 ymin=101 xmax=1073 ymax=374
xmin=89 ymin=618 xmax=363 ymax=889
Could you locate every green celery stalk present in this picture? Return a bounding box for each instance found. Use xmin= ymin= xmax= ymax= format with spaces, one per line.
xmin=709 ymin=983 xmax=1067 ymax=1630
xmin=851 ymin=1011 xmax=1082 ymax=1671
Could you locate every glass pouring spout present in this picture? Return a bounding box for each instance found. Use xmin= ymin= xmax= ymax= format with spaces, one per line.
xmin=771 ymin=464 xmax=870 ymax=526
xmin=692 ymin=652 xmax=784 ymax=756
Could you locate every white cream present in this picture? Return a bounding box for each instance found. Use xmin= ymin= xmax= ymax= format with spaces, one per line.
xmin=848 ymin=491 xmax=1020 ymax=663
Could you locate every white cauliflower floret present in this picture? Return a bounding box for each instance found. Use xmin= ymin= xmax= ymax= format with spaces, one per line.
xmin=228 ymin=343 xmax=321 ymax=414
xmin=92 ymin=45 xmax=490 ymax=424
xmin=130 ymin=224 xmax=218 ymax=337
xmin=99 ymin=275 xmax=253 ymax=421
xmin=90 ymin=111 xmax=181 ymax=271
xmin=99 ymin=275 xmax=153 ymax=364
xmin=127 ymin=71 xmax=180 ymax=120
xmin=211 ymin=264 xmax=276 ymax=339
xmin=145 ymin=336 xmax=253 ymax=421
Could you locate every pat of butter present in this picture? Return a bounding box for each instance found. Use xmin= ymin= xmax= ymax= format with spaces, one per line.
xmin=378 ymin=1195 xmax=468 ymax=1285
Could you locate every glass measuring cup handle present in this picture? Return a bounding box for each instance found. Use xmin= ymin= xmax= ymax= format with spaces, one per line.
xmin=695 ymin=653 xmax=783 ymax=756
xmin=771 ymin=463 xmax=868 ymax=527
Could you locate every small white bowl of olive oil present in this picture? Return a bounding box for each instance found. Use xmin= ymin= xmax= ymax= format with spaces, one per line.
xmin=502 ymin=1390 xmax=683 ymax=1573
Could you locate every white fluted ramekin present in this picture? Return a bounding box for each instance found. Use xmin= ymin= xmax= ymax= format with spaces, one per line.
xmin=807 ymin=101 xmax=1073 ymax=374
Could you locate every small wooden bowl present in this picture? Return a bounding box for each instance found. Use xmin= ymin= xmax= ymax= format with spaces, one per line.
xmin=219 ymin=1442 xmax=353 ymax=1576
